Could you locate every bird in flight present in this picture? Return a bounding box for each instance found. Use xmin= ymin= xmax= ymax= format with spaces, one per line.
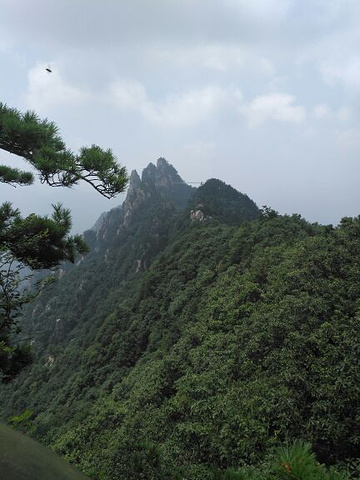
xmin=45 ymin=66 xmax=52 ymax=73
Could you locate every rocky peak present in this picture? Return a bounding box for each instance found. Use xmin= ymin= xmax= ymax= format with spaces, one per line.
xmin=139 ymin=158 xmax=184 ymax=190
xmin=122 ymin=169 xmax=149 ymax=227
xmin=129 ymin=169 xmax=141 ymax=187
xmin=155 ymin=157 xmax=184 ymax=189
xmin=141 ymin=162 xmax=156 ymax=185
xmin=122 ymin=158 xmax=193 ymax=226
xmin=124 ymin=170 xmax=142 ymax=206
xmin=86 ymin=159 xmax=194 ymax=248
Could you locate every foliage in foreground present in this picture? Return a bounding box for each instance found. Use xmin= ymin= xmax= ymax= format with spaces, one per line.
xmin=0 ymin=102 xmax=127 ymax=197
xmin=218 ymin=440 xmax=352 ymax=479
xmin=0 ymin=102 xmax=128 ymax=381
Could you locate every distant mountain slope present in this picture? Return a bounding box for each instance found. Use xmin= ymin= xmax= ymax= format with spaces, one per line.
xmin=1 ymin=160 xmax=359 ymax=479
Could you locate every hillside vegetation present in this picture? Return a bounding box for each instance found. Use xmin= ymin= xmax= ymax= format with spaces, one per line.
xmin=1 ymin=160 xmax=359 ymax=479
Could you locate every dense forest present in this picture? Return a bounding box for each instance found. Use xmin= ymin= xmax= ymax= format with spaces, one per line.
xmin=1 ymin=159 xmax=360 ymax=479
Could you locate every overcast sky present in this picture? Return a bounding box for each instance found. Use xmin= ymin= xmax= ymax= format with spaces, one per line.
xmin=1 ymin=0 xmax=360 ymax=232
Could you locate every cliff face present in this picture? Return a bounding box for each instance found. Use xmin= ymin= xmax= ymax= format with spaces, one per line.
xmin=122 ymin=170 xmax=144 ymax=227
xmin=85 ymin=158 xmax=194 ymax=250
xmin=122 ymin=158 xmax=192 ymax=227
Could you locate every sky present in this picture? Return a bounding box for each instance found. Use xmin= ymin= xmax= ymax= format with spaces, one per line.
xmin=1 ymin=0 xmax=360 ymax=232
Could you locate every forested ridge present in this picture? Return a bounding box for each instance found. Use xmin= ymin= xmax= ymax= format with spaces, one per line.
xmin=1 ymin=159 xmax=360 ymax=479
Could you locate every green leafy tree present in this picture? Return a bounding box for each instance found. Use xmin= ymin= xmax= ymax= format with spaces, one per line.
xmin=0 ymin=102 xmax=128 ymax=381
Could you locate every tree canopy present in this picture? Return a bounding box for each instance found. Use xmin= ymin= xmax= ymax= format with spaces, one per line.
xmin=0 ymin=103 xmax=127 ymax=197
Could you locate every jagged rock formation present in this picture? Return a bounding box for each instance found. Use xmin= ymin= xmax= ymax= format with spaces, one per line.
xmin=85 ymin=158 xmax=194 ymax=251
xmin=122 ymin=170 xmax=143 ymax=227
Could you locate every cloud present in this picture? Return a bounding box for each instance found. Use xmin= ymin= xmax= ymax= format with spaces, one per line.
xmin=312 ymin=103 xmax=331 ymax=119
xmin=109 ymin=81 xmax=309 ymax=130
xmin=320 ymin=57 xmax=360 ymax=89
xmin=296 ymin=5 xmax=360 ymax=92
xmin=312 ymin=104 xmax=352 ymax=122
xmin=109 ymin=80 xmax=148 ymax=109
xmin=150 ymin=44 xmax=246 ymax=72
xmin=182 ymin=141 xmax=217 ymax=158
xmin=149 ymin=44 xmax=277 ymax=83
xmin=144 ymin=87 xmax=242 ymax=127
xmin=225 ymin=0 xmax=292 ymax=22
xmin=25 ymin=62 xmax=89 ymax=113
xmin=336 ymin=128 xmax=360 ymax=151
xmin=258 ymin=57 xmax=276 ymax=76
xmin=243 ymin=93 xmax=306 ymax=127
xmin=109 ymin=81 xmax=243 ymax=128
xmin=337 ymin=106 xmax=352 ymax=122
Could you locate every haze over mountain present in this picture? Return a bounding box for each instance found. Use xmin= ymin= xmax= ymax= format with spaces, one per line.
xmin=1 ymin=160 xmax=359 ymax=479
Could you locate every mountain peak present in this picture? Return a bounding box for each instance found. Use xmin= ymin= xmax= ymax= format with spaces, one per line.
xmin=141 ymin=162 xmax=156 ymax=184
xmin=121 ymin=159 xmax=193 ymax=227
xmin=156 ymin=157 xmax=168 ymax=168
xmin=129 ymin=169 xmax=141 ymax=186
xmin=139 ymin=158 xmax=184 ymax=188
xmin=189 ymin=178 xmax=260 ymax=226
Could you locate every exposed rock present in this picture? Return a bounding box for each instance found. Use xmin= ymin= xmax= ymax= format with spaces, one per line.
xmin=190 ymin=209 xmax=205 ymax=222
xmin=47 ymin=355 xmax=55 ymax=367
xmin=122 ymin=170 xmax=149 ymax=227
xmin=84 ymin=158 xmax=194 ymax=254
xmin=190 ymin=203 xmax=210 ymax=222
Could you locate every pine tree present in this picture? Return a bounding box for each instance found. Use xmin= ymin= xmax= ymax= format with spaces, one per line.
xmin=0 ymin=102 xmax=128 ymax=381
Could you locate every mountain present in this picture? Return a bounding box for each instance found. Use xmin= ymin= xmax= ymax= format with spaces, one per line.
xmin=189 ymin=178 xmax=259 ymax=225
xmin=1 ymin=160 xmax=359 ymax=479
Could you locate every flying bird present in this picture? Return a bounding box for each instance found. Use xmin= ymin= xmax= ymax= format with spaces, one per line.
xmin=45 ymin=66 xmax=52 ymax=73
